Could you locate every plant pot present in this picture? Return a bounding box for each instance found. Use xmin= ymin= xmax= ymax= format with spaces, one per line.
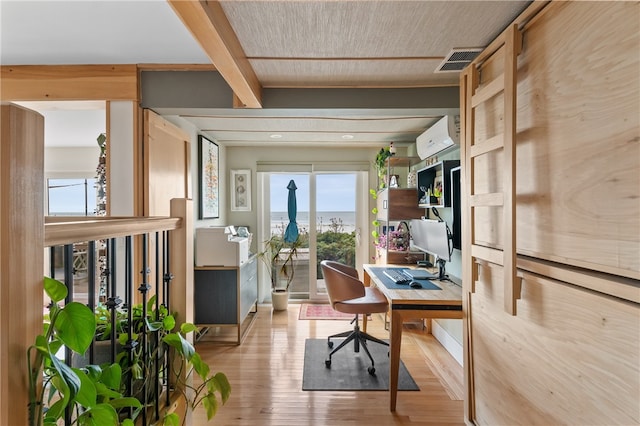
xmin=72 ymin=340 xmax=123 ymax=368
xmin=271 ymin=290 xmax=289 ymax=311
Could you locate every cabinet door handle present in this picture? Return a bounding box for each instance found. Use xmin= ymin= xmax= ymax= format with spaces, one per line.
xmin=383 ymin=200 xmax=388 ymax=209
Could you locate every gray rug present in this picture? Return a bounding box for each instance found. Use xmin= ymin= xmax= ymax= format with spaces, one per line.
xmin=302 ymin=338 xmax=419 ymax=391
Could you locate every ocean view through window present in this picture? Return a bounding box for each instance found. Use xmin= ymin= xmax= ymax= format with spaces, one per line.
xmin=48 ymin=178 xmax=97 ymax=216
xmin=268 ymin=173 xmax=358 ymax=300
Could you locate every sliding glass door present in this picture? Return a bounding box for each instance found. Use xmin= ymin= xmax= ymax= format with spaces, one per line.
xmin=264 ymin=171 xmax=364 ymax=301
xmin=313 ymin=173 xmax=357 ymax=298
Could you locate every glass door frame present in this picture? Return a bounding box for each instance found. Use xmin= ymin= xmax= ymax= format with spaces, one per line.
xmin=257 ymin=170 xmax=369 ymax=303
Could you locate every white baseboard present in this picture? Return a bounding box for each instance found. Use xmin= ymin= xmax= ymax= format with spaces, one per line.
xmin=432 ymin=320 xmax=463 ymax=366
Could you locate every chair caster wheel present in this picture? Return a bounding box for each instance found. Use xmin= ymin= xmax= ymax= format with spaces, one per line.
xmin=325 ymin=359 xmax=331 ymax=368
xmin=368 ymin=366 xmax=376 ymax=375
xmin=328 ymin=341 xmax=334 ymax=349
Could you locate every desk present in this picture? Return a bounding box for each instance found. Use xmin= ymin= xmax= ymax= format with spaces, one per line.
xmin=363 ymin=264 xmax=463 ymax=411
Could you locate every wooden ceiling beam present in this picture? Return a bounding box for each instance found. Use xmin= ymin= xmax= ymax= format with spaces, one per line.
xmin=168 ymin=0 xmax=262 ymax=108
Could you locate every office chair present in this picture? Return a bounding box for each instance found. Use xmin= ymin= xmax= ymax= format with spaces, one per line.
xmin=320 ymin=260 xmax=389 ymax=375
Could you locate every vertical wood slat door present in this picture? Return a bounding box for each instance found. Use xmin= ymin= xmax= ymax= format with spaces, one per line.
xmin=461 ymin=24 xmax=522 ymax=316
xmin=142 ymin=109 xmax=191 ymax=302
xmin=143 ymin=109 xmax=191 ymax=217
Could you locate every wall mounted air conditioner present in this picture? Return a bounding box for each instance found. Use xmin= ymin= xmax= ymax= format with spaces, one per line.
xmin=416 ymin=115 xmax=460 ymax=160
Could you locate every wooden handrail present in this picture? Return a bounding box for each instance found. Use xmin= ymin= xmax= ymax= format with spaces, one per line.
xmin=44 ymin=216 xmax=182 ymax=247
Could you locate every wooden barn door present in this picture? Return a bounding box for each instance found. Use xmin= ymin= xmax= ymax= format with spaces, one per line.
xmin=142 ymin=109 xmax=191 ymax=301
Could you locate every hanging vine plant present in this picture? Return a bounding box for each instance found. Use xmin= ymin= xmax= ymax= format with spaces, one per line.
xmin=374 ymin=147 xmax=393 ymax=189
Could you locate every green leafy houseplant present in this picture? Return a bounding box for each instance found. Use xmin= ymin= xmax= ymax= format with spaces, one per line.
xmin=28 ymin=277 xmax=141 ymax=426
xmin=121 ymin=298 xmax=231 ymax=424
xmin=90 ymin=296 xmax=230 ymax=425
xmin=369 ymin=188 xmax=383 ymax=257
xmin=375 ymin=147 xmax=393 ymax=189
xmin=30 ymin=277 xmax=230 ymax=426
xmin=162 ymin=324 xmax=231 ymax=425
xmin=258 ymin=231 xmax=307 ymax=293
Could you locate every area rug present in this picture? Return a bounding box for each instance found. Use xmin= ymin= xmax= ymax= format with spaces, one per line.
xmin=302 ymin=338 xmax=419 ymax=391
xmin=299 ymin=303 xmax=371 ymax=320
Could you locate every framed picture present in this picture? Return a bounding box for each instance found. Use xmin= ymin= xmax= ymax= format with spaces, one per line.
xmin=198 ymin=135 xmax=219 ymax=219
xmin=230 ymin=169 xmax=251 ymax=211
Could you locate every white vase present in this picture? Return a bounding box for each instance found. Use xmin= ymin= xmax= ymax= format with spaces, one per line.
xmin=271 ymin=290 xmax=289 ymax=311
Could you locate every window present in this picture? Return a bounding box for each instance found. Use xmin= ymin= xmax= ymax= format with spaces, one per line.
xmin=47 ymin=178 xmax=97 ymax=216
xmin=261 ymin=171 xmax=364 ymax=300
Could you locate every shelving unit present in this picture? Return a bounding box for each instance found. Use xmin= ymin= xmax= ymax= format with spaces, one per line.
xmin=193 ymin=254 xmax=258 ymax=344
xmin=375 ymin=156 xmax=425 ymax=265
xmin=417 ymin=160 xmax=460 ymax=208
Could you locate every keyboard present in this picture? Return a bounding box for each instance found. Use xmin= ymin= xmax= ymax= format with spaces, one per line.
xmin=383 ymin=269 xmax=411 ymax=284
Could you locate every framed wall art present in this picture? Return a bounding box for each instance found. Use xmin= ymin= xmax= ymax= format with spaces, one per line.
xmin=198 ymin=135 xmax=219 ymax=219
xmin=230 ymin=169 xmax=251 ymax=212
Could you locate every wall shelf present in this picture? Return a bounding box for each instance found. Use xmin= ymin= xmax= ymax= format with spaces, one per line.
xmin=375 ymin=156 xmax=425 ymax=264
xmin=417 ymin=160 xmax=460 ymax=208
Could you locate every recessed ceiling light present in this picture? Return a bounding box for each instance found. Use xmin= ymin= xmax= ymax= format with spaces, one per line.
xmin=270 ymin=134 xmax=282 ymax=139
xmin=342 ymin=134 xmax=354 ymax=140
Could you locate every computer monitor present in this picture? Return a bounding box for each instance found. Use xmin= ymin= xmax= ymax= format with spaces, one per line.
xmin=410 ymin=218 xmax=451 ymax=279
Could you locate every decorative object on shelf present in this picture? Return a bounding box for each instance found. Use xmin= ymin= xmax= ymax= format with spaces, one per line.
xmin=407 ymin=170 xmax=417 ymax=188
xmin=94 ymin=133 xmax=108 ymax=302
xmin=230 ymin=169 xmax=251 ymax=211
xmin=374 ymin=224 xmax=409 ymax=252
xmin=389 ymin=174 xmax=400 ymax=188
xmin=95 ymin=133 xmax=107 ymax=216
xmin=417 ymin=160 xmax=460 ymax=207
xmin=390 ymin=221 xmax=410 ymax=251
xmin=433 ymin=176 xmax=443 ymax=205
xmin=198 ymin=135 xmax=219 ymax=219
xmin=375 ymin=146 xmax=393 ymax=189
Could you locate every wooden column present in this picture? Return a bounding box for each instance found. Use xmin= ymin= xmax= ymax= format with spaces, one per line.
xmin=169 ymin=198 xmax=194 ymax=334
xmin=0 ymin=103 xmax=44 ymax=426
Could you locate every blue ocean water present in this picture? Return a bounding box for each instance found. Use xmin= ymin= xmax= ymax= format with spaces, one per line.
xmin=270 ymin=211 xmax=355 ymax=233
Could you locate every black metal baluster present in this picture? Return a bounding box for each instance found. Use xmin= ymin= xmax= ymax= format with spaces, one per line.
xmin=49 ymin=246 xmax=56 ymax=279
xmin=163 ymin=230 xmax=173 ymax=407
xmin=138 ymin=234 xmax=150 ymax=425
xmin=87 ymin=241 xmax=96 ymax=365
xmin=106 ymin=238 xmax=121 ymax=366
xmin=123 ymin=236 xmax=136 ymax=418
xmin=154 ymin=231 xmax=161 ymax=421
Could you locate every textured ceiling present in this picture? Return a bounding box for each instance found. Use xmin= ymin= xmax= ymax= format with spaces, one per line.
xmin=221 ymin=1 xmax=530 ymax=88
xmin=1 ymin=0 xmax=531 ymax=147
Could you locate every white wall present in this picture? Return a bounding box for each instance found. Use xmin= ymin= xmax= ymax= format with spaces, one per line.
xmin=108 ymin=101 xmax=135 ymax=216
xmin=45 ymin=146 xmax=100 ymax=178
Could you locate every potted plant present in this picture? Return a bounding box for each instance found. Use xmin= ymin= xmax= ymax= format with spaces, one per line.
xmin=258 ymin=230 xmax=307 ymax=311
xmin=375 ymin=146 xmax=393 ymax=189
xmin=28 ymin=277 xmax=141 ymax=426
xmin=100 ymin=297 xmax=231 ymax=424
xmin=104 ymin=297 xmax=231 ymax=424
xmin=33 ymin=277 xmax=231 ymax=425
xmin=162 ymin=323 xmax=231 ymax=424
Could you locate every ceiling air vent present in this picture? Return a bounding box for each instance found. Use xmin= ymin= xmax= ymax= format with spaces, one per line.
xmin=435 ymin=48 xmax=483 ymax=73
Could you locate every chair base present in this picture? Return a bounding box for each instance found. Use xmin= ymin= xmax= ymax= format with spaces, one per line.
xmin=325 ymin=314 xmax=389 ymax=375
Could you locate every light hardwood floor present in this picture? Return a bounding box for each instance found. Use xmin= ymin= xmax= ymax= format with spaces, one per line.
xmin=193 ymin=304 xmax=464 ymax=425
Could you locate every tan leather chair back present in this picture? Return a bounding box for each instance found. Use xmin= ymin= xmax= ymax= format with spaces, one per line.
xmin=320 ymin=260 xmax=365 ymax=309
